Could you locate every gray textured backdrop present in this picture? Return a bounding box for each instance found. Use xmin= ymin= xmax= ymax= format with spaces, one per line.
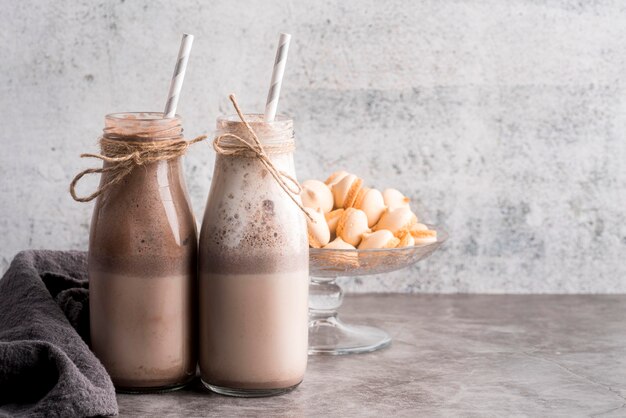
xmin=1 ymin=1 xmax=625 ymax=293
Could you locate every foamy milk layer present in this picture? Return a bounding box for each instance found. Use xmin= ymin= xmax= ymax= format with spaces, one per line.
xmin=200 ymin=154 xmax=308 ymax=275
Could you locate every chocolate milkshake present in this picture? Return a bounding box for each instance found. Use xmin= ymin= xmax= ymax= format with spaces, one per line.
xmin=88 ymin=113 xmax=197 ymax=392
xmin=199 ymin=115 xmax=309 ymax=397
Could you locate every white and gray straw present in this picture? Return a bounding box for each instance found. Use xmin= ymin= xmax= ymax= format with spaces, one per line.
xmin=264 ymin=33 xmax=292 ymax=122
xmin=163 ymin=33 xmax=194 ymax=118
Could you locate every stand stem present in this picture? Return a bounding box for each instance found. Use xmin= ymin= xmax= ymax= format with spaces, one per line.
xmin=308 ymin=276 xmax=391 ymax=355
xmin=309 ymin=277 xmax=343 ymax=318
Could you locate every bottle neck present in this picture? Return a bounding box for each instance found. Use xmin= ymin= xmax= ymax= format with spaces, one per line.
xmin=104 ymin=112 xmax=183 ymax=141
xmin=216 ymin=113 xmax=294 ymax=147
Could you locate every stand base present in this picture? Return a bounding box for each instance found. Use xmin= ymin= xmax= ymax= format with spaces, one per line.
xmin=308 ymin=315 xmax=391 ymax=355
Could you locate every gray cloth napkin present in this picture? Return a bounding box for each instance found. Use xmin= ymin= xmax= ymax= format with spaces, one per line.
xmin=0 ymin=250 xmax=118 ymax=417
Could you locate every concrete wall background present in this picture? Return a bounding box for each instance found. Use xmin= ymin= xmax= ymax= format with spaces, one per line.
xmin=1 ymin=0 xmax=625 ymax=293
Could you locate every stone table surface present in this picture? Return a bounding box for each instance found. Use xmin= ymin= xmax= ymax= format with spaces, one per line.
xmin=116 ymin=295 xmax=626 ymax=417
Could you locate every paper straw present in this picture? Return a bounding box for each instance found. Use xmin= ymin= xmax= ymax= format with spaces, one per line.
xmin=163 ymin=33 xmax=194 ymax=118
xmin=263 ymin=33 xmax=291 ymax=122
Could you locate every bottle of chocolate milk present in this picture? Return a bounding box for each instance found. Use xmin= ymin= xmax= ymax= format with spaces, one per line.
xmin=199 ymin=114 xmax=309 ymax=397
xmin=88 ymin=113 xmax=197 ymax=392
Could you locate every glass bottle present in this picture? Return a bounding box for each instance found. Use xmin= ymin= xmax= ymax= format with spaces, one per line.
xmin=88 ymin=112 xmax=197 ymax=392
xmin=198 ymin=114 xmax=309 ymax=397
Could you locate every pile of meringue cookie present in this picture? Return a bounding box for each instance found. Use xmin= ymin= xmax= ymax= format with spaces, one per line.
xmin=301 ymin=171 xmax=438 ymax=250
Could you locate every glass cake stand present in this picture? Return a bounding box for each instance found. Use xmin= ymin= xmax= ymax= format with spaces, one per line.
xmin=308 ymin=225 xmax=448 ymax=355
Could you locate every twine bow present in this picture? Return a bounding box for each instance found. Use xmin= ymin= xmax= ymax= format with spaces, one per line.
xmin=70 ymin=135 xmax=207 ymax=202
xmin=213 ymin=94 xmax=314 ymax=222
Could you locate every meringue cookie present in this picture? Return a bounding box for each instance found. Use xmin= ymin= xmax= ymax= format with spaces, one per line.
xmin=358 ymin=230 xmax=400 ymax=249
xmin=410 ymin=223 xmax=429 ymax=237
xmin=325 ymin=170 xmax=350 ymax=186
xmin=323 ymin=237 xmax=356 ymax=250
xmin=353 ymin=187 xmax=386 ymax=227
xmin=412 ymin=229 xmax=438 ymax=245
xmin=373 ymin=206 xmax=418 ymax=236
xmin=383 ymin=188 xmax=410 ymax=209
xmin=332 ymin=174 xmax=363 ymax=209
xmin=301 ymin=179 xmax=334 ymax=213
xmin=305 ymin=208 xmax=330 ymax=248
xmin=325 ymin=209 xmax=344 ymax=235
xmin=336 ymin=208 xmax=369 ymax=246
xmin=397 ymin=230 xmax=415 ymax=247
xmin=323 ymin=237 xmax=359 ymax=267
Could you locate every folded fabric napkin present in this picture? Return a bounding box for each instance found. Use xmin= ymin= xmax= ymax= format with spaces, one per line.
xmin=0 ymin=250 xmax=118 ymax=417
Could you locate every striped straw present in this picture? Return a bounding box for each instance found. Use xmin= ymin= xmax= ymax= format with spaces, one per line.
xmin=263 ymin=33 xmax=291 ymax=122
xmin=163 ymin=33 xmax=194 ymax=118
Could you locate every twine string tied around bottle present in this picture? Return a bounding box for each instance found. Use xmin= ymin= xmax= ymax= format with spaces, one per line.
xmin=70 ymin=135 xmax=207 ymax=203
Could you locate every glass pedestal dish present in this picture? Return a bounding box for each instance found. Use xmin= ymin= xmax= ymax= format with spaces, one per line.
xmin=308 ymin=225 xmax=447 ymax=355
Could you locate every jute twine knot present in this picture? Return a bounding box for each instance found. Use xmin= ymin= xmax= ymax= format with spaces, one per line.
xmin=70 ymin=135 xmax=207 ymax=202
xmin=213 ymin=94 xmax=314 ymax=222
